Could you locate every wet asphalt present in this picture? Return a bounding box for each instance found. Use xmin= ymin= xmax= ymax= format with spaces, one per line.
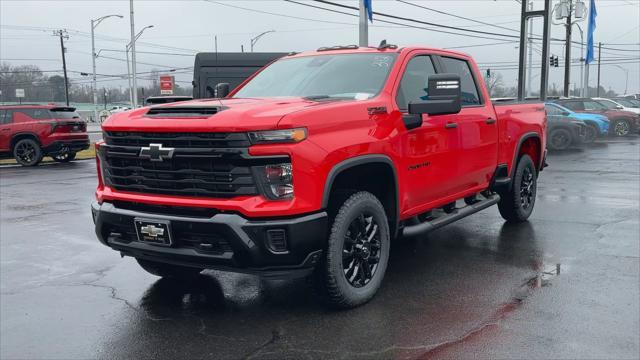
xmin=0 ymin=138 xmax=638 ymax=360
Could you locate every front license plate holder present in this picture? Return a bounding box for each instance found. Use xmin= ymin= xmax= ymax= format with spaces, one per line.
xmin=134 ymin=218 xmax=173 ymax=246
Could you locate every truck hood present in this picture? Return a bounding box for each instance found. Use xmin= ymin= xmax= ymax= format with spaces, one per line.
xmin=102 ymin=97 xmax=341 ymax=132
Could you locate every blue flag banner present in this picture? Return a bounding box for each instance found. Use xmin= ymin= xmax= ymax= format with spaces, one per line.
xmin=585 ymin=0 xmax=597 ymax=65
xmin=364 ymin=0 xmax=373 ymax=22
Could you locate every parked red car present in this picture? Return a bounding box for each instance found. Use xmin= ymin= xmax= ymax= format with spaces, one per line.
xmin=0 ymin=105 xmax=90 ymax=166
xmin=92 ymin=46 xmax=547 ymax=308
xmin=553 ymin=98 xmax=640 ymax=136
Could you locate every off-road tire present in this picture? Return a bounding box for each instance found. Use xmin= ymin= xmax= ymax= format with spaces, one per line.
xmin=498 ymin=154 xmax=537 ymax=223
xmin=13 ymin=138 xmax=43 ymax=167
xmin=318 ymin=191 xmax=390 ymax=308
xmin=548 ymin=128 xmax=572 ymax=150
xmin=136 ymin=258 xmax=203 ymax=279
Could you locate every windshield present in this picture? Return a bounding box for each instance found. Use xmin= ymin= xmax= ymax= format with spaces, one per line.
xmin=616 ymin=98 xmax=639 ymax=108
xmin=596 ymin=99 xmax=619 ymax=110
xmin=233 ymin=53 xmax=398 ymax=100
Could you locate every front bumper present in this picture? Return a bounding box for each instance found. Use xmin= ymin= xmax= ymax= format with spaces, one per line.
xmin=91 ymin=201 xmax=327 ymax=279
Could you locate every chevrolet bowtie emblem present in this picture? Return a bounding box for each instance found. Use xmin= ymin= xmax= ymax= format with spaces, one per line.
xmin=140 ymin=224 xmax=165 ymax=238
xmin=139 ymin=143 xmax=175 ymax=162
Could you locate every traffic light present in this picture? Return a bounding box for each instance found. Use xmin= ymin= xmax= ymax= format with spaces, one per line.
xmin=554 ymin=56 xmax=559 ymax=67
xmin=549 ymin=55 xmax=559 ymax=68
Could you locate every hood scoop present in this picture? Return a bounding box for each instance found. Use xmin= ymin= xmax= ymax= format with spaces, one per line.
xmin=146 ymin=105 xmax=223 ymax=117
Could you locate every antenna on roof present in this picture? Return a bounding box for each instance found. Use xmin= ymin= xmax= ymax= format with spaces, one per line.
xmin=377 ymin=40 xmax=397 ymax=50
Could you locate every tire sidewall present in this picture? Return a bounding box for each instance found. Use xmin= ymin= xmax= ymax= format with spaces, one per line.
xmin=550 ymin=128 xmax=572 ymax=150
xmin=326 ymin=192 xmax=390 ymax=304
xmin=613 ymin=119 xmax=630 ymax=137
xmin=511 ymin=155 xmax=537 ymax=219
xmin=13 ymin=138 xmax=42 ymax=166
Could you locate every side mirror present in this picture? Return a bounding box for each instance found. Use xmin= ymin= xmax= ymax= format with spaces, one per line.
xmin=403 ymin=74 xmax=462 ymax=130
xmin=562 ymin=111 xmax=571 ymax=116
xmin=215 ymin=83 xmax=230 ymax=98
xmin=616 ymin=105 xmax=624 ymax=110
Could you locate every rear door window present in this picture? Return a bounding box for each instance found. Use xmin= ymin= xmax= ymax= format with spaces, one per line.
xmin=439 ymin=57 xmax=482 ymax=106
xmin=49 ymin=110 xmax=81 ymax=119
xmin=562 ymin=101 xmax=584 ymax=111
xmin=396 ymin=55 xmax=437 ymax=110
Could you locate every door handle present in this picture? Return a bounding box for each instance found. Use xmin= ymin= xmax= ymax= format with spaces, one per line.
xmin=485 ymin=118 xmax=497 ymax=124
xmin=445 ymin=122 xmax=458 ymax=129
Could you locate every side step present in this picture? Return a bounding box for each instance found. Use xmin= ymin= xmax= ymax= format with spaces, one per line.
xmin=402 ymin=194 xmax=501 ymax=238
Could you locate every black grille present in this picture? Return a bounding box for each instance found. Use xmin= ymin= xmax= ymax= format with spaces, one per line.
xmin=104 ymin=131 xmax=251 ymax=148
xmin=101 ymin=132 xmax=283 ymax=198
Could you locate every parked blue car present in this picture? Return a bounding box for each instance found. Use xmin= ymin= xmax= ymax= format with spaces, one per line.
xmin=545 ymin=102 xmax=609 ymax=142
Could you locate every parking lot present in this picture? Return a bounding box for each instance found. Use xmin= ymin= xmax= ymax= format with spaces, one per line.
xmin=0 ymin=137 xmax=638 ymax=359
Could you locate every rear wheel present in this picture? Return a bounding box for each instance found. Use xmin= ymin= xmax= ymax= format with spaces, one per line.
xmin=136 ymin=259 xmax=203 ymax=279
xmin=549 ymin=128 xmax=572 ymax=150
xmin=317 ymin=191 xmax=390 ymax=308
xmin=52 ymin=150 xmax=77 ymax=163
xmin=612 ymin=119 xmax=631 ymax=137
xmin=498 ymin=154 xmax=537 ymax=223
xmin=13 ymin=138 xmax=43 ymax=166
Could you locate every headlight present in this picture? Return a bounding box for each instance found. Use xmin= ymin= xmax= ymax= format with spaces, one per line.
xmin=254 ymin=163 xmax=294 ymax=200
xmin=248 ymin=128 xmax=307 ymax=144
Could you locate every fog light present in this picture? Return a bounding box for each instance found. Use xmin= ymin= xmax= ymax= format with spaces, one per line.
xmin=266 ymin=229 xmax=288 ymax=253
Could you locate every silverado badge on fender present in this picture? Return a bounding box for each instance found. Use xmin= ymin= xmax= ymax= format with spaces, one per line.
xmin=139 ymin=143 xmax=175 ymax=162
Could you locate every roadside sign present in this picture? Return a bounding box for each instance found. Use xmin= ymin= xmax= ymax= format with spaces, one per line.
xmin=15 ymin=89 xmax=25 ymax=98
xmin=160 ymin=75 xmax=174 ymax=95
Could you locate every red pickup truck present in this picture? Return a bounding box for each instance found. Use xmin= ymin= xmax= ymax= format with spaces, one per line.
xmin=92 ymin=45 xmax=547 ymax=308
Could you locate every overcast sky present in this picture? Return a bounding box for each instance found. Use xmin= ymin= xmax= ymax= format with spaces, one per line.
xmin=1 ymin=0 xmax=639 ymax=95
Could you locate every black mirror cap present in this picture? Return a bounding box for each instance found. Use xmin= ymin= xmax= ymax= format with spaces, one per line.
xmin=408 ymin=73 xmax=462 ymax=116
xmin=214 ymin=83 xmax=230 ymax=98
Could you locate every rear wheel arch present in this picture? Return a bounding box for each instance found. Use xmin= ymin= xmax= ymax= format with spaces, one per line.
xmin=322 ymin=155 xmax=399 ymax=239
xmin=10 ymin=132 xmax=41 ymax=151
xmin=511 ymin=132 xmax=542 ymax=177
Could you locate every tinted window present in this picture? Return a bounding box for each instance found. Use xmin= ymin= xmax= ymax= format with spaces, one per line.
xmin=16 ymin=108 xmax=52 ymax=119
xmin=396 ymin=56 xmax=437 ymax=110
xmin=545 ymin=105 xmax=562 ymax=116
xmin=562 ymin=101 xmax=583 ymax=111
xmin=584 ymin=101 xmax=608 ymax=111
xmin=233 ymin=53 xmax=398 ymax=100
xmin=440 ymin=57 xmax=481 ymax=106
xmin=49 ymin=110 xmax=81 ymax=119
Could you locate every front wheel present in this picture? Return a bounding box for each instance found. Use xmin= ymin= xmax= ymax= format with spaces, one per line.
xmin=136 ymin=259 xmax=203 ymax=279
xmin=548 ymin=128 xmax=572 ymax=150
xmin=318 ymin=191 xmax=390 ymax=308
xmin=612 ymin=119 xmax=631 ymax=137
xmin=498 ymin=154 xmax=537 ymax=223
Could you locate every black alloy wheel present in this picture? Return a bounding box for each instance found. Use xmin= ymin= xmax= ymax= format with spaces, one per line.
xmin=13 ymin=138 xmax=43 ymax=166
xmin=342 ymin=213 xmax=381 ymax=288
xmin=519 ymin=166 xmax=535 ymax=210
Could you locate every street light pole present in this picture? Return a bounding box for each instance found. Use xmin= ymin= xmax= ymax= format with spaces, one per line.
xmin=250 ymin=30 xmax=275 ymax=52
xmin=126 ymin=25 xmax=153 ymax=108
xmin=129 ymin=0 xmax=139 ymax=108
xmin=91 ymin=14 xmax=122 ymax=122
xmin=574 ymin=23 xmax=584 ymax=97
xmin=612 ymin=65 xmax=629 ymax=94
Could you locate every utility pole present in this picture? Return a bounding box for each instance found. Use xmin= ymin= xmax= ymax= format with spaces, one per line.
xmin=596 ymin=42 xmax=602 ymax=96
xmin=359 ymin=0 xmax=368 ymax=47
xmin=53 ymin=30 xmax=70 ymax=106
xmin=563 ymin=0 xmax=573 ymax=97
xmin=91 ymin=15 xmax=122 ymax=123
xmin=518 ymin=0 xmax=552 ymax=100
xmin=526 ymin=1 xmax=533 ymax=97
xmin=126 ymin=45 xmax=133 ymax=106
xmin=129 ymin=0 xmax=139 ymax=108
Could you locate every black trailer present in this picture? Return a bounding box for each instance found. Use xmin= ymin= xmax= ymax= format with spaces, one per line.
xmin=192 ymin=52 xmax=286 ymax=99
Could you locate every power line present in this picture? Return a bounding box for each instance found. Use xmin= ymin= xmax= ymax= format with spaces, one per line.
xmin=396 ymin=0 xmax=520 ymax=33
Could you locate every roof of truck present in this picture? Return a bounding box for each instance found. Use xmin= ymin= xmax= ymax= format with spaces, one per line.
xmin=285 ymin=46 xmax=471 ymax=60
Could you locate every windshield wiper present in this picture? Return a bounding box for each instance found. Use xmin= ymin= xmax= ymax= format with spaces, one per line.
xmin=304 ymin=95 xmax=331 ymax=100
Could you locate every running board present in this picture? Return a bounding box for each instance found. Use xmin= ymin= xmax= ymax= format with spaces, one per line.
xmin=402 ymin=194 xmax=501 ymax=238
